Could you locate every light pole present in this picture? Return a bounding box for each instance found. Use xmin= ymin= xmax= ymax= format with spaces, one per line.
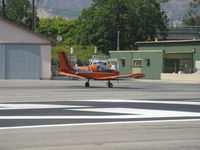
xmin=117 ymin=30 xmax=120 ymax=51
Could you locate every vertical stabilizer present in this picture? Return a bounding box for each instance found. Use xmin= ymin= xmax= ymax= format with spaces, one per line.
xmin=58 ymin=51 xmax=75 ymax=73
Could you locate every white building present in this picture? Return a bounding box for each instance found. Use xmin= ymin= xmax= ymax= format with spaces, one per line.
xmin=0 ymin=17 xmax=52 ymax=79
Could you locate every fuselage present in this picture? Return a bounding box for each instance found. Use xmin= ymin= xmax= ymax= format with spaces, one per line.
xmin=74 ymin=65 xmax=119 ymax=79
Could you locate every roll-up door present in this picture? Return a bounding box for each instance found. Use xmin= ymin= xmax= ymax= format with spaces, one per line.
xmin=6 ymin=45 xmax=40 ymax=79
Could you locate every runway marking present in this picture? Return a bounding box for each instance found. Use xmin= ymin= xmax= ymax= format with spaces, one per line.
xmin=0 ymin=104 xmax=90 ymax=110
xmin=1 ymin=108 xmax=200 ymax=119
xmin=69 ymin=108 xmax=200 ymax=118
xmin=1 ymin=99 xmax=200 ymax=129
xmin=75 ymin=99 xmax=200 ymax=105
xmin=1 ymin=119 xmax=200 ymax=130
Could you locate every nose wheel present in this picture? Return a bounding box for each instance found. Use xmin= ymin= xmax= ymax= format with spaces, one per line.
xmin=85 ymin=82 xmax=90 ymax=87
xmin=107 ymin=80 xmax=113 ymax=88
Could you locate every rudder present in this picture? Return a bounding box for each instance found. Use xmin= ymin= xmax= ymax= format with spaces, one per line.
xmin=58 ymin=51 xmax=75 ymax=73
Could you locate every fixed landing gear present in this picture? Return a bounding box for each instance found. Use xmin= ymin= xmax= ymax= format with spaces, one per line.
xmin=85 ymin=79 xmax=113 ymax=88
xmin=107 ymin=80 xmax=113 ymax=88
xmin=85 ymin=79 xmax=90 ymax=87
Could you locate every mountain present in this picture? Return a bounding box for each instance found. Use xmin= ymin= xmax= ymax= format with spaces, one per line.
xmin=161 ymin=0 xmax=192 ymax=26
xmin=37 ymin=0 xmax=92 ymax=19
xmin=37 ymin=0 xmax=192 ymax=25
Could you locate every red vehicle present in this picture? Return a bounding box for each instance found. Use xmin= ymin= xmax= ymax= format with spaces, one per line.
xmin=57 ymin=51 xmax=145 ymax=88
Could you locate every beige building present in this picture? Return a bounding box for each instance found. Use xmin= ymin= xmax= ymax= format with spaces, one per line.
xmin=0 ymin=17 xmax=52 ymax=79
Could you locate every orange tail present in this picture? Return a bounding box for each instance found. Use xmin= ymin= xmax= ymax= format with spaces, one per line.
xmin=58 ymin=51 xmax=75 ymax=73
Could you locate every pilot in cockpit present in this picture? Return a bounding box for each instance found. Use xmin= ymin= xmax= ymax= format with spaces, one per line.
xmin=91 ymin=61 xmax=117 ymax=71
xmin=97 ymin=62 xmax=107 ymax=71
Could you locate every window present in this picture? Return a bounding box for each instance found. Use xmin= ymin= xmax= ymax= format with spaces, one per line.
xmin=145 ymin=59 xmax=150 ymax=67
xmin=133 ymin=59 xmax=142 ymax=67
xmin=121 ymin=58 xmax=126 ymax=67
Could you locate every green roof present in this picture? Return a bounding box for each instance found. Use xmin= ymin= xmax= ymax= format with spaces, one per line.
xmin=136 ymin=39 xmax=200 ymax=45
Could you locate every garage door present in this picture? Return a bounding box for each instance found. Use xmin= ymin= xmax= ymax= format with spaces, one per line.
xmin=6 ymin=45 xmax=40 ymax=79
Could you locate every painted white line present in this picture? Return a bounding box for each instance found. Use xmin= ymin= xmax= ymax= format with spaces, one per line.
xmin=0 ymin=104 xmax=90 ymax=110
xmin=69 ymin=108 xmax=200 ymax=118
xmin=1 ymin=119 xmax=200 ymax=130
xmin=75 ymin=99 xmax=200 ymax=106
xmin=1 ymin=108 xmax=200 ymax=119
xmin=0 ymin=115 xmax=137 ymax=119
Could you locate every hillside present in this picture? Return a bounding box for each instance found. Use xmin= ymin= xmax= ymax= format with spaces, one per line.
xmin=161 ymin=0 xmax=192 ymax=26
xmin=37 ymin=0 xmax=192 ymax=25
xmin=37 ymin=0 xmax=92 ymax=19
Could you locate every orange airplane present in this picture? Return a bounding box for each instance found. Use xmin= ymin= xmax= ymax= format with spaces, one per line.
xmin=57 ymin=51 xmax=145 ymax=88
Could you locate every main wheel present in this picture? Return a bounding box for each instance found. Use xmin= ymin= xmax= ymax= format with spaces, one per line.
xmin=107 ymin=82 xmax=113 ymax=88
xmin=85 ymin=82 xmax=90 ymax=87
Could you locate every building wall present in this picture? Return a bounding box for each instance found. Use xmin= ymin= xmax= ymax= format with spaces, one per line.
xmin=137 ymin=41 xmax=200 ymax=73
xmin=161 ymin=73 xmax=200 ymax=82
xmin=193 ymin=46 xmax=200 ymax=72
xmin=110 ymin=41 xmax=200 ymax=80
xmin=40 ymin=45 xmax=51 ymax=79
xmin=137 ymin=42 xmax=197 ymax=52
xmin=0 ymin=18 xmax=50 ymax=44
xmin=0 ymin=18 xmax=52 ymax=80
xmin=110 ymin=51 xmax=133 ymax=75
xmin=0 ymin=44 xmax=5 ymax=79
xmin=0 ymin=44 xmax=51 ymax=79
xmin=158 ymin=28 xmax=200 ymax=40
xmin=110 ymin=50 xmax=163 ymax=79
xmin=133 ymin=51 xmax=163 ymax=79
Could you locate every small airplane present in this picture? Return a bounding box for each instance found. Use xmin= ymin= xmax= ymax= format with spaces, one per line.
xmin=57 ymin=51 xmax=145 ymax=88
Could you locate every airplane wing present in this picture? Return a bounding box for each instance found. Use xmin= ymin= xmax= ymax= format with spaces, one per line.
xmin=95 ymin=73 xmax=145 ymax=80
xmin=56 ymin=72 xmax=86 ymax=79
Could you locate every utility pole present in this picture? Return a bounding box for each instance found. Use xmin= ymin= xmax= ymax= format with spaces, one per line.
xmin=2 ymin=0 xmax=5 ymax=18
xmin=117 ymin=30 xmax=120 ymax=51
xmin=32 ymin=0 xmax=35 ymax=31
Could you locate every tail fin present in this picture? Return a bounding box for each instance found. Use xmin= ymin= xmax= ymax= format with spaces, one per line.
xmin=58 ymin=51 xmax=75 ymax=73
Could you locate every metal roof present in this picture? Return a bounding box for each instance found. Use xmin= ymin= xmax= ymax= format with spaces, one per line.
xmin=135 ymin=39 xmax=200 ymax=45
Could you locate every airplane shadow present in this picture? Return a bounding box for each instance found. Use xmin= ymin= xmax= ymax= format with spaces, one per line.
xmin=62 ymin=85 xmax=145 ymax=90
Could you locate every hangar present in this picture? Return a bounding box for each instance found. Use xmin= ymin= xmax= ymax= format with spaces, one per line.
xmin=0 ymin=17 xmax=52 ymax=79
xmin=110 ymin=40 xmax=200 ymax=80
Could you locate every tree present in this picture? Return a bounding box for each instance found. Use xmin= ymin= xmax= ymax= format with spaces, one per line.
xmin=0 ymin=0 xmax=34 ymax=29
xmin=75 ymin=0 xmax=168 ymax=54
xmin=37 ymin=17 xmax=77 ymax=43
xmin=183 ymin=0 xmax=200 ymax=26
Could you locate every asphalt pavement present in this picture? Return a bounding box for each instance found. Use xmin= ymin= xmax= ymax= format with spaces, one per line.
xmin=0 ymin=79 xmax=200 ymax=102
xmin=0 ymin=79 xmax=200 ymax=150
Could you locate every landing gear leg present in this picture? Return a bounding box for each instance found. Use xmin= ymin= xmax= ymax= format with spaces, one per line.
xmin=85 ymin=79 xmax=90 ymax=87
xmin=107 ymin=80 xmax=113 ymax=88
